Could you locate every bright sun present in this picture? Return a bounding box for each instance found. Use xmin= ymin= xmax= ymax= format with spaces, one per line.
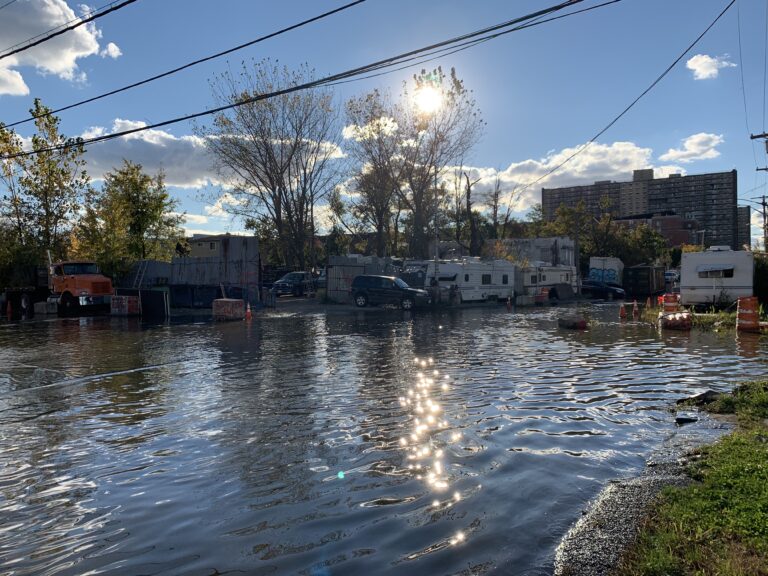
xmin=414 ymin=85 xmax=442 ymax=115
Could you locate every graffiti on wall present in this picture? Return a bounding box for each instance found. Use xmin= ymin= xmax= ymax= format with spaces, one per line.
xmin=588 ymin=268 xmax=620 ymax=283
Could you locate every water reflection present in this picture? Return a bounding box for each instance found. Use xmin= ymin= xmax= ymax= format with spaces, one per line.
xmin=0 ymin=307 xmax=766 ymax=575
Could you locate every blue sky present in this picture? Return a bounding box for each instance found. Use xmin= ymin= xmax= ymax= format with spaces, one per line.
xmin=1 ymin=0 xmax=767 ymax=245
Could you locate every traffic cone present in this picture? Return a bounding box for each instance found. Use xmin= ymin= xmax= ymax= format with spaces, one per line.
xmin=506 ymin=297 xmax=512 ymax=311
xmin=6 ymin=300 xmax=11 ymax=320
xmin=632 ymin=300 xmax=639 ymax=319
xmin=245 ymin=302 xmax=252 ymax=321
xmin=619 ymin=302 xmax=627 ymax=319
xmin=645 ymin=296 xmax=652 ymax=309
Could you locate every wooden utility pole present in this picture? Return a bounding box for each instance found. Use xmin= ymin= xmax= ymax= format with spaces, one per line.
xmin=750 ymin=133 xmax=768 ymax=249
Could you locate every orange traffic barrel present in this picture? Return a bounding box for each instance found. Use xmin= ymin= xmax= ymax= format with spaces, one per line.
xmin=737 ymin=296 xmax=760 ymax=333
xmin=662 ymin=293 xmax=678 ymax=314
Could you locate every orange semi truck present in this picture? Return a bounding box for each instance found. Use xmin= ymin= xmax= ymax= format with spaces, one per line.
xmin=3 ymin=261 xmax=113 ymax=318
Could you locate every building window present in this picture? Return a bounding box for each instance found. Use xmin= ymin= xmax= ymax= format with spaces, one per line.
xmin=482 ymin=274 xmax=492 ymax=285
xmin=530 ymin=275 xmax=537 ymax=284
xmin=502 ymin=274 xmax=509 ymax=285
xmin=210 ymin=242 xmax=216 ymax=250
xmin=464 ymin=274 xmax=469 ymax=282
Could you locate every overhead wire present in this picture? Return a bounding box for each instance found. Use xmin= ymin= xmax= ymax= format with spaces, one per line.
xmin=1 ymin=0 xmax=124 ymax=53
xmin=764 ymin=0 xmax=768 ymax=132
xmin=505 ymin=0 xmax=737 ymax=203
xmin=0 ymin=0 xmax=18 ymax=12
xmin=2 ymin=0 xmax=610 ymax=160
xmin=3 ymin=0 xmax=367 ymax=130
xmin=323 ymin=1 xmax=622 ymax=88
xmin=736 ymin=0 xmax=760 ymax=170
xmin=0 ymin=0 xmax=138 ymax=62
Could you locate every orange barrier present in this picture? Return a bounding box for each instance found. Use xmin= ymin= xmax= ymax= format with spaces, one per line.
xmin=662 ymin=293 xmax=678 ymax=314
xmin=737 ymin=296 xmax=760 ymax=333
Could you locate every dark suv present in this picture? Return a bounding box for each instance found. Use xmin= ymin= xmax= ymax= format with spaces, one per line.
xmin=272 ymin=271 xmax=313 ymax=296
xmin=350 ymin=275 xmax=431 ymax=310
xmin=580 ymin=279 xmax=625 ymax=300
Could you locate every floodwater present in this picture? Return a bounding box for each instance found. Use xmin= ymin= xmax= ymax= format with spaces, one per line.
xmin=0 ymin=304 xmax=766 ymax=576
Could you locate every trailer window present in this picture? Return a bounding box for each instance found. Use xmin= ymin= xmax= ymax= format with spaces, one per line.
xmin=502 ymin=274 xmax=508 ymax=285
xmin=482 ymin=274 xmax=492 ymax=285
xmin=698 ymin=269 xmax=734 ymax=279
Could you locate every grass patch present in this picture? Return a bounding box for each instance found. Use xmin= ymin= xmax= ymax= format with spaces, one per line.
xmin=618 ymin=381 xmax=768 ymax=576
xmin=639 ymin=307 xmax=737 ymax=331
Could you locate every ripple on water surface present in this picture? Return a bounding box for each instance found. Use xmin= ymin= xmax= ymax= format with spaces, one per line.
xmin=0 ymin=307 xmax=765 ymax=575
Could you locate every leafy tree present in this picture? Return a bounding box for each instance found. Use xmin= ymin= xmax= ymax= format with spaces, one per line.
xmin=0 ymin=99 xmax=90 ymax=263
xmin=199 ymin=59 xmax=342 ymax=269
xmin=74 ymin=161 xmax=183 ymax=276
xmin=534 ymin=201 xmax=669 ymax=270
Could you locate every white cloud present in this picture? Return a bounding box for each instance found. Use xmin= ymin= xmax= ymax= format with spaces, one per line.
xmin=750 ymin=209 xmax=764 ymax=250
xmin=204 ymin=192 xmax=248 ymax=218
xmin=99 ymin=42 xmax=122 ymax=59
xmin=343 ymin=117 xmax=398 ymax=141
xmin=686 ymin=54 xmax=736 ymax=80
xmin=658 ymin=133 xmax=724 ymax=163
xmin=171 ymin=212 xmax=209 ymax=225
xmin=79 ymin=119 xmax=221 ymax=188
xmin=0 ymin=67 xmax=28 ymax=96
xmin=0 ymin=0 xmax=118 ymax=96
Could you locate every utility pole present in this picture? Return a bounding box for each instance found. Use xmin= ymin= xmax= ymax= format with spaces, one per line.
xmin=749 ymin=133 xmax=768 ymax=250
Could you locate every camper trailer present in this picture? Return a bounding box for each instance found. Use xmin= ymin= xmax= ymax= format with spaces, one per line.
xmin=422 ymin=258 xmax=517 ymax=304
xmin=519 ymin=263 xmax=578 ymax=302
xmin=680 ymin=247 xmax=754 ymax=306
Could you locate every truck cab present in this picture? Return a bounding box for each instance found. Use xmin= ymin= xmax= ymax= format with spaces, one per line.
xmin=49 ymin=261 xmax=113 ymax=316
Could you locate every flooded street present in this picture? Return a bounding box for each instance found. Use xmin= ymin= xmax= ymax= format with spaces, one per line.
xmin=1 ymin=304 xmax=766 ymax=575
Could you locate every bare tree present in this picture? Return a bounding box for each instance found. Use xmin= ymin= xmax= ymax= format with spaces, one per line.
xmin=483 ymin=173 xmax=515 ymax=239
xmin=396 ymin=67 xmax=484 ymax=258
xmin=339 ymin=68 xmax=483 ymax=260
xmin=198 ymin=60 xmax=342 ymax=269
xmin=343 ymin=90 xmax=401 ymax=257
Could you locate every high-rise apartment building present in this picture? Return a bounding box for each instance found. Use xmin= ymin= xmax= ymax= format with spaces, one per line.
xmin=542 ymin=169 xmax=742 ymax=249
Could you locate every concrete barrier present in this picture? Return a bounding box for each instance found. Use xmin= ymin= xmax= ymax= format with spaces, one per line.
xmin=111 ymin=295 xmax=141 ymax=316
xmin=213 ymin=298 xmax=245 ymax=321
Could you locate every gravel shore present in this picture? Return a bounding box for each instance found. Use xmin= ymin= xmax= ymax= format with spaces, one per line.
xmin=553 ymin=411 xmax=735 ymax=576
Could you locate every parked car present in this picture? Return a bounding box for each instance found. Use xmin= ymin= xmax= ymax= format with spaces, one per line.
xmin=272 ymin=271 xmax=313 ymax=297
xmin=664 ymin=269 xmax=680 ymax=284
xmin=580 ymin=279 xmax=626 ymax=300
xmin=350 ymin=275 xmax=431 ymax=310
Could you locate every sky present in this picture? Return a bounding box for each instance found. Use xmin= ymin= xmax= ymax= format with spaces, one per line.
xmin=1 ymin=0 xmax=767 ymax=246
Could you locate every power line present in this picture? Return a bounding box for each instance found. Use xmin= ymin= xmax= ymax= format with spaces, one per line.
xmin=323 ymin=1 xmax=621 ymax=88
xmin=509 ymin=0 xmax=737 ymax=201
xmin=0 ymin=0 xmax=138 ymax=62
xmin=736 ymin=0 xmax=760 ymax=169
xmin=1 ymin=0 xmax=121 ymax=53
xmin=763 ymin=0 xmax=768 ymax=132
xmin=0 ymin=0 xmax=18 ymax=12
xmin=3 ymin=0 xmax=367 ymax=130
xmin=2 ymin=0 xmax=605 ymax=160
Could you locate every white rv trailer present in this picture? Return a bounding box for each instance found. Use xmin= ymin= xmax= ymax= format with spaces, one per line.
xmin=519 ymin=263 xmax=578 ymax=298
xmin=422 ymin=258 xmax=517 ymax=303
xmin=680 ymin=247 xmax=754 ymax=306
